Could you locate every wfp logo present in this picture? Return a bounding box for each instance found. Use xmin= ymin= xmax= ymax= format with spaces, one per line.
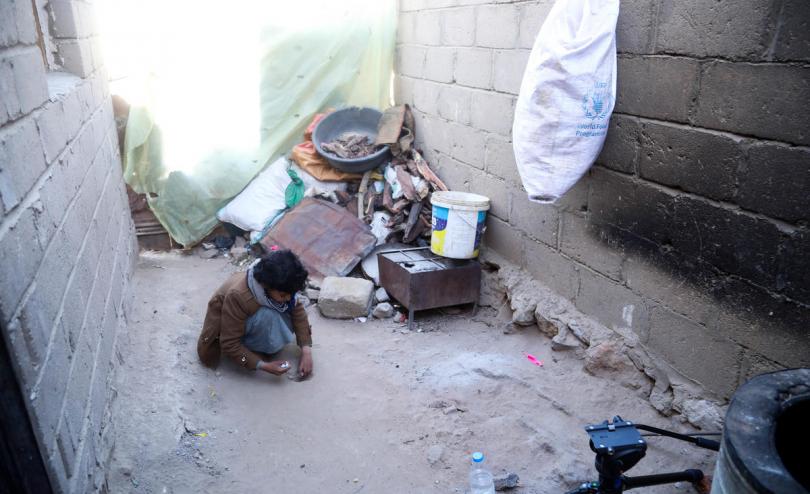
xmin=582 ymin=82 xmax=611 ymax=120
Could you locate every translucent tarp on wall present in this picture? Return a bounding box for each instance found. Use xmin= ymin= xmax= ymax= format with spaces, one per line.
xmin=100 ymin=0 xmax=396 ymax=246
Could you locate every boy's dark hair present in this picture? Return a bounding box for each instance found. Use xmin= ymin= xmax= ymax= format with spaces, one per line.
xmin=252 ymin=249 xmax=308 ymax=294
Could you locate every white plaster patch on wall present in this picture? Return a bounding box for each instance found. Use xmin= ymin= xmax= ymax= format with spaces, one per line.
xmin=622 ymin=304 xmax=634 ymax=328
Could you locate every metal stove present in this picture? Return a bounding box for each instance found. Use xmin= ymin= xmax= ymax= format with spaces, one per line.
xmin=378 ymin=247 xmax=481 ymax=329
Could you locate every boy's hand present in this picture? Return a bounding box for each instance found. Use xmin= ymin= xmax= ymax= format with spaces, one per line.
xmin=261 ymin=360 xmax=291 ymax=375
xmin=299 ymin=346 xmax=313 ymax=379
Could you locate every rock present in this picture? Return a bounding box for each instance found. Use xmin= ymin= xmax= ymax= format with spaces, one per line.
xmin=372 ymin=302 xmax=394 ymax=319
xmin=680 ymin=399 xmax=724 ymax=431
xmin=550 ymin=325 xmax=582 ymax=351
xmin=229 ymin=246 xmax=249 ymax=260
xmin=305 ymin=288 xmax=320 ymax=301
xmin=318 ymin=277 xmax=374 ymax=319
xmin=534 ymin=302 xmax=566 ymax=337
xmin=509 ymin=290 xmax=538 ymax=326
xmin=428 ymin=400 xmax=451 ymax=409
xmin=494 ymin=472 xmax=520 ymax=491
xmin=374 ymin=287 xmax=389 ymax=303
xmin=233 ymin=236 xmax=247 ymax=249
xmin=478 ymin=269 xmax=507 ymax=307
xmin=426 ymin=445 xmax=444 ymax=466
xmin=198 ymin=247 xmax=219 ymax=259
xmin=583 ymin=340 xmax=634 ymax=374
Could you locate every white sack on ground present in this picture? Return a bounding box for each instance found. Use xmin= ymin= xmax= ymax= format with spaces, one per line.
xmin=513 ymin=0 xmax=620 ymax=203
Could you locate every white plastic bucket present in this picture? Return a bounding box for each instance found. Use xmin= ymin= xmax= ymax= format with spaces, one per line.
xmin=430 ymin=191 xmax=491 ymax=259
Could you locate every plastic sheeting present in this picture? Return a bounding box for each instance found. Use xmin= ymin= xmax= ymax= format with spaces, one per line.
xmin=110 ymin=0 xmax=396 ymax=246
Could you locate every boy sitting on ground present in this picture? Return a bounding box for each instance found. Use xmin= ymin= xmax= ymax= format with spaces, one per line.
xmin=197 ymin=249 xmax=313 ymax=378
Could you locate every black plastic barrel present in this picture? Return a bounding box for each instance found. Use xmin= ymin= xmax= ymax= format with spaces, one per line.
xmin=712 ymin=368 xmax=810 ymax=493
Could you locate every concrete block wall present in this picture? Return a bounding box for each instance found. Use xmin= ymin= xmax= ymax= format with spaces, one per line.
xmin=395 ymin=0 xmax=810 ymax=399
xmin=0 ymin=0 xmax=136 ymax=491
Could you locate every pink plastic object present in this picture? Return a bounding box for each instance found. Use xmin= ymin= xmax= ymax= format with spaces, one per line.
xmin=270 ymin=245 xmax=280 ymax=251
xmin=526 ymin=353 xmax=543 ymax=367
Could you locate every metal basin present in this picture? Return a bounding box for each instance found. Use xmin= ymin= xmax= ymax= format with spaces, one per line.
xmin=312 ymin=107 xmax=391 ymax=173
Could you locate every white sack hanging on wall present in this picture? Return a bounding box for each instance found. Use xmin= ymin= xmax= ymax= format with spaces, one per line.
xmin=512 ymin=0 xmax=620 ymax=203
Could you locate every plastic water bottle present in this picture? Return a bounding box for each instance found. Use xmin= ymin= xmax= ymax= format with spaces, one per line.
xmin=469 ymin=452 xmax=496 ymax=494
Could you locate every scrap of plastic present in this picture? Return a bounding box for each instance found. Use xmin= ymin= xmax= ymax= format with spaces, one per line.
xmin=384 ymin=165 xmax=403 ymax=199
xmin=119 ymin=1 xmax=397 ymax=247
xmin=525 ymin=353 xmax=544 ymax=367
xmin=194 ymin=432 xmax=208 ymax=438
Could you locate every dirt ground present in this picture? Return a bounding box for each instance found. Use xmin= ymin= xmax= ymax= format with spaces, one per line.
xmin=106 ymin=252 xmax=716 ymax=493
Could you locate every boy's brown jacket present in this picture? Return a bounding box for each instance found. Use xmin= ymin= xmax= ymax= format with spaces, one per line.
xmin=197 ymin=272 xmax=312 ymax=370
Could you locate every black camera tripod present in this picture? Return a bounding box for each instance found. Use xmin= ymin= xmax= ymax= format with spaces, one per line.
xmin=565 ymin=416 xmax=720 ymax=494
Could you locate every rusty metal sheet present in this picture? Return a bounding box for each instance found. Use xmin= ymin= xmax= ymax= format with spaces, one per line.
xmin=261 ymin=197 xmax=377 ymax=281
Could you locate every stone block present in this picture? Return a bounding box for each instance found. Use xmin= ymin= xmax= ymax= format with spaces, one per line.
xmin=671 ymin=196 xmax=782 ymax=290
xmin=437 ymin=84 xmax=473 ymax=125
xmin=615 ymin=56 xmax=699 ymax=124
xmin=737 ymin=142 xmax=810 ymax=224
xmin=772 ymin=0 xmax=810 ymax=61
xmin=0 ymin=3 xmax=16 ymax=47
xmin=655 ymin=0 xmax=775 ymax=60
xmin=470 ymin=91 xmax=514 ymax=136
xmin=36 ymin=99 xmax=71 ymax=163
xmin=447 ymin=122 xmax=485 ymax=169
xmin=0 ymin=119 xmax=48 ymax=212
xmin=523 ymin=237 xmax=579 ymax=301
xmin=468 ymin=172 xmax=509 ymax=221
xmin=738 ymin=351 xmax=783 ymax=386
xmin=493 ymin=49 xmax=529 ymax=94
xmin=510 ymin=192 xmax=558 ymax=247
xmin=588 ymin=168 xmax=676 ymax=247
xmin=29 ymin=322 xmax=72 ymax=440
xmin=694 ymin=62 xmax=810 ymax=146
xmin=707 ymin=278 xmax=810 ymax=367
xmin=424 ymin=47 xmax=455 ymax=83
xmin=0 ymin=58 xmax=20 ymax=126
xmin=576 ymin=267 xmax=650 ymax=340
xmin=414 ymin=10 xmax=442 ymax=46
xmin=397 ymin=45 xmax=426 ymax=78
xmin=7 ymin=47 xmax=49 ymax=115
xmin=50 ymin=0 xmax=87 ymax=38
xmin=482 ymin=215 xmax=524 ymax=265
xmin=560 ymin=213 xmax=625 ymax=281
xmin=0 ymin=207 xmax=44 ymax=319
xmin=484 ymin=135 xmax=520 ymax=184
xmin=780 ymin=228 xmax=810 ymax=304
xmin=398 ymin=11 xmax=417 ymax=45
xmin=623 ymin=248 xmax=719 ymax=328
xmin=372 ymin=302 xmax=394 ymax=319
xmin=374 ymin=287 xmax=389 ymax=303
xmin=648 ymin=306 xmax=742 ymax=399
xmin=318 ymin=277 xmax=374 ymax=319
xmin=638 ymin=121 xmax=742 ymax=201
xmin=454 ymin=48 xmax=492 ymax=89
xmin=435 ymin=153 xmax=474 ymax=191
xmin=412 ymin=80 xmax=441 ymax=116
xmin=415 ymin=112 xmax=453 ymax=156
xmin=615 ymin=0 xmax=657 ymax=53
xmin=441 ymin=7 xmax=476 ymax=46
xmin=595 ymin=114 xmax=639 ymax=174
xmin=517 ymin=1 xmax=553 ymax=49
xmin=476 ymin=4 xmax=518 ymax=48
xmin=400 ymin=0 xmax=427 ymax=11
xmin=58 ymin=39 xmax=95 ymax=78
xmin=556 ymin=172 xmax=591 ymax=214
